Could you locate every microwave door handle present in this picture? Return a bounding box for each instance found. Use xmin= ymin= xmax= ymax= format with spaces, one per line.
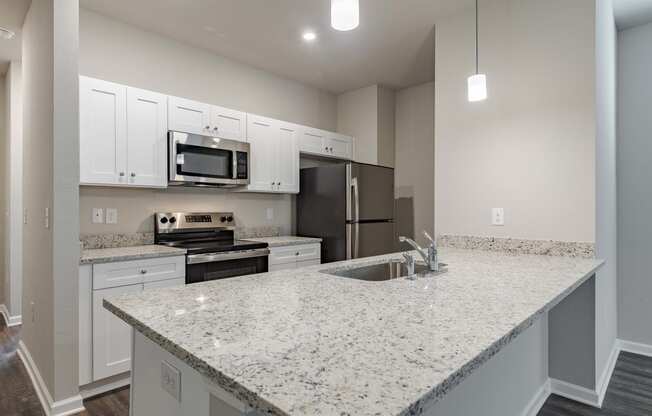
xmin=232 ymin=150 xmax=238 ymax=179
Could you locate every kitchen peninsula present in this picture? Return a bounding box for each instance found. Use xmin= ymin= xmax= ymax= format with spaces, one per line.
xmin=105 ymin=248 xmax=603 ymax=416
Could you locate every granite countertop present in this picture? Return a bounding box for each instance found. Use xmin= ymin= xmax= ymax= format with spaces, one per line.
xmin=104 ymin=248 xmax=603 ymax=416
xmin=80 ymin=245 xmax=187 ymax=265
xmin=244 ymin=236 xmax=323 ymax=247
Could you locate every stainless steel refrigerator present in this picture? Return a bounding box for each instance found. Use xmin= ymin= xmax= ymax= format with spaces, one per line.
xmin=297 ymin=162 xmax=395 ymax=263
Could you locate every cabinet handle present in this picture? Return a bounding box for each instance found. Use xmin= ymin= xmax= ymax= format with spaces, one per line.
xmin=213 ymin=126 xmax=219 ymax=131
xmin=119 ymin=172 xmax=125 ymax=177
xmin=140 ymin=269 xmax=147 ymax=274
xmin=330 ymin=147 xmax=334 ymax=152
xmin=130 ymin=172 xmax=136 ymax=178
xmin=205 ymin=125 xmax=211 ymax=130
xmin=271 ymin=182 xmax=276 ymax=186
xmin=295 ymin=252 xmax=300 ymax=256
xmin=278 ymin=182 xmax=281 ymax=186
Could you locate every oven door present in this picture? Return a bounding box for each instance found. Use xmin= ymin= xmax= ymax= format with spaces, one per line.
xmin=185 ymin=249 xmax=269 ymax=284
xmin=169 ymin=131 xmax=250 ymax=186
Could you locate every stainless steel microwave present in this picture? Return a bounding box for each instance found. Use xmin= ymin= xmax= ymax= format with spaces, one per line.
xmin=168 ymin=131 xmax=250 ymax=187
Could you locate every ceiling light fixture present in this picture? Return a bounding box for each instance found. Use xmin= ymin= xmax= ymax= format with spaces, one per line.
xmin=331 ymin=0 xmax=359 ymax=31
xmin=0 ymin=27 xmax=16 ymax=40
xmin=467 ymin=0 xmax=487 ymax=102
xmin=302 ymin=31 xmax=317 ymax=42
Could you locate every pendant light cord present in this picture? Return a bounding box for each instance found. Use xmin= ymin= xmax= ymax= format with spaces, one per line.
xmin=475 ymin=0 xmax=479 ymax=74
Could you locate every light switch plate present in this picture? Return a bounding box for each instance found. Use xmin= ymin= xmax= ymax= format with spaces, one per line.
xmin=106 ymin=208 xmax=118 ymax=224
xmin=92 ymin=208 xmax=104 ymax=224
xmin=161 ymin=361 xmax=181 ymax=401
xmin=492 ymin=208 xmax=505 ymax=226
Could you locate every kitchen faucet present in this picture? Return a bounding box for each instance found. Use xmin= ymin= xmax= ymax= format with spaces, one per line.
xmin=399 ymin=231 xmax=439 ymax=272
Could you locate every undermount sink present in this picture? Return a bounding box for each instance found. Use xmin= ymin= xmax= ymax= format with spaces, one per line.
xmin=324 ymin=259 xmax=446 ymax=282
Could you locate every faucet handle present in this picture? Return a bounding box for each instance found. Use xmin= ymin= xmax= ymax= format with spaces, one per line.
xmin=423 ymin=231 xmax=436 ymax=246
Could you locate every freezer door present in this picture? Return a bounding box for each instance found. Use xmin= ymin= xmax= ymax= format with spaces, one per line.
xmin=347 ymin=221 xmax=395 ymax=259
xmin=347 ymin=163 xmax=395 ymax=222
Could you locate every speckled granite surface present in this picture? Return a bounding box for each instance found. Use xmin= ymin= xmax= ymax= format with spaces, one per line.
xmin=80 ymin=245 xmax=186 ymax=265
xmin=244 ymin=236 xmax=322 ymax=248
xmin=104 ymin=248 xmax=603 ymax=416
xmin=235 ymin=226 xmax=282 ymax=239
xmin=80 ymin=233 xmax=155 ymax=249
xmin=437 ymin=234 xmax=595 ymax=258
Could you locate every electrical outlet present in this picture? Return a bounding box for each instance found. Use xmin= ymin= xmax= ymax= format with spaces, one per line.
xmin=30 ymin=301 xmax=36 ymax=323
xmin=92 ymin=208 xmax=104 ymax=224
xmin=106 ymin=208 xmax=118 ymax=224
xmin=44 ymin=207 xmax=50 ymax=229
xmin=266 ymin=208 xmax=274 ymax=221
xmin=492 ymin=208 xmax=505 ymax=226
xmin=23 ymin=209 xmax=28 ymax=225
xmin=161 ymin=361 xmax=181 ymax=401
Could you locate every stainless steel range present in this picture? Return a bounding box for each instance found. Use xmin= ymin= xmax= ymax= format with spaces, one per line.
xmin=155 ymin=212 xmax=269 ymax=284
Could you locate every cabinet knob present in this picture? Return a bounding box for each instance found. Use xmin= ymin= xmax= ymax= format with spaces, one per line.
xmin=130 ymin=172 xmax=136 ymax=178
xmin=205 ymin=125 xmax=211 ymax=130
xmin=119 ymin=172 xmax=125 ymax=177
xmin=295 ymin=252 xmax=300 ymax=256
xmin=330 ymin=147 xmax=334 ymax=152
xmin=271 ymin=182 xmax=276 ymax=186
xmin=213 ymin=126 xmax=219 ymax=131
xmin=140 ymin=269 xmax=147 ymax=274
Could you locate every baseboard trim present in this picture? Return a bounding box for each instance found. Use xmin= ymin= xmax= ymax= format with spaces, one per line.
xmin=618 ymin=338 xmax=652 ymax=358
xmin=79 ymin=373 xmax=130 ymax=399
xmin=549 ymin=378 xmax=600 ymax=408
xmin=0 ymin=304 xmax=22 ymax=327
xmin=17 ymin=340 xmax=85 ymax=416
xmin=596 ymin=341 xmax=620 ymax=406
xmin=521 ymin=380 xmax=551 ymax=416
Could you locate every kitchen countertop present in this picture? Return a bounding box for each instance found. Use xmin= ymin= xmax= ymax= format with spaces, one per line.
xmin=104 ymin=248 xmax=603 ymax=416
xmin=244 ymin=236 xmax=323 ymax=247
xmin=80 ymin=245 xmax=187 ymax=265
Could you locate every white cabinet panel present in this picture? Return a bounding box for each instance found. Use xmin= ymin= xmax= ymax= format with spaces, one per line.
xmin=295 ymin=244 xmax=321 ymax=263
xmin=79 ymin=265 xmax=93 ymax=386
xmin=246 ymin=115 xmax=278 ymax=192
xmin=168 ymin=96 xmax=211 ymax=135
xmin=269 ymin=243 xmax=321 ymax=269
xmin=140 ymin=256 xmax=185 ymax=284
xmin=327 ymin=133 xmax=354 ymax=160
xmin=143 ymin=277 xmax=185 ymax=291
xmin=276 ymin=122 xmax=300 ymax=193
xmin=296 ymin=259 xmax=321 ymax=268
xmin=269 ymin=263 xmax=296 ymax=272
xmin=80 ymin=76 xmax=127 ymax=185
xmin=210 ymin=106 xmax=246 ymax=141
xmin=93 ymin=259 xmax=144 ymax=290
xmin=269 ymin=246 xmax=302 ymax=266
xmin=92 ymin=284 xmax=143 ymax=380
xmin=298 ymin=128 xmax=326 ymax=155
xmin=126 ymin=88 xmax=168 ymax=187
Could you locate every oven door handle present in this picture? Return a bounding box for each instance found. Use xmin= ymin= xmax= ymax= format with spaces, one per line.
xmin=186 ymin=248 xmax=270 ymax=264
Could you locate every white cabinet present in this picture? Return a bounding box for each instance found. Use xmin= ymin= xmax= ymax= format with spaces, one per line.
xmin=80 ymin=76 xmax=167 ymax=188
xmin=80 ymin=255 xmax=185 ymax=385
xmin=79 ymin=77 xmax=127 ymax=185
xmin=268 ymin=243 xmax=321 ymax=272
xmin=246 ymin=115 xmax=299 ymax=194
xmin=298 ymin=126 xmax=354 ymax=160
xmin=169 ymin=96 xmax=246 ymax=140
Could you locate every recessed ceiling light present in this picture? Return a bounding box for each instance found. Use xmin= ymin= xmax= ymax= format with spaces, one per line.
xmin=0 ymin=27 xmax=15 ymax=40
xmin=302 ymin=31 xmax=317 ymax=42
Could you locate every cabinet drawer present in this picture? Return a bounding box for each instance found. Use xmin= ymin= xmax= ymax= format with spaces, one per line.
xmin=140 ymin=256 xmax=185 ymax=284
xmin=296 ymin=259 xmax=321 ymax=269
xmin=93 ymin=259 xmax=145 ymax=290
xmin=269 ymin=243 xmax=321 ymax=266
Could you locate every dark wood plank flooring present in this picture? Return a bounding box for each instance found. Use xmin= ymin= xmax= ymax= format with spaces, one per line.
xmin=0 ymin=316 xmax=129 ymax=416
xmin=2 ymin=313 xmax=652 ymax=416
xmin=538 ymin=351 xmax=652 ymax=416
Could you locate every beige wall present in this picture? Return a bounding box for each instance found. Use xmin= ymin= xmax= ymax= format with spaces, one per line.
xmin=0 ymin=75 xmax=5 ymax=308
xmin=79 ymin=9 xmax=339 ymax=236
xmin=434 ymin=0 xmax=596 ymax=242
xmin=377 ymin=86 xmax=396 ymax=168
xmin=395 ymin=82 xmax=435 ymax=247
xmin=337 ymin=85 xmax=378 ymax=165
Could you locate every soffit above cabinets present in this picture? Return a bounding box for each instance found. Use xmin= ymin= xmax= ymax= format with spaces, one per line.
xmin=79 ymin=0 xmax=470 ymax=94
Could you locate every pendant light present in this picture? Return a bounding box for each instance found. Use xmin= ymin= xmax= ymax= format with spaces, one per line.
xmin=467 ymin=0 xmax=487 ymax=102
xmin=331 ymin=0 xmax=359 ymax=31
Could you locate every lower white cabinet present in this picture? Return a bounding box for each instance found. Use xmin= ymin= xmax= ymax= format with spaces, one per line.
xmin=80 ymin=255 xmax=186 ymax=386
xmin=269 ymin=243 xmax=321 ymax=272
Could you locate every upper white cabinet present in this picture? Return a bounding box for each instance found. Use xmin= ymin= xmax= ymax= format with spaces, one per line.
xmin=298 ymin=127 xmax=354 ymax=160
xmin=80 ymin=77 xmax=127 ymax=186
xmin=169 ymin=96 xmax=246 ymax=140
xmin=246 ymin=115 xmax=299 ymax=194
xmin=80 ymin=76 xmax=167 ymax=188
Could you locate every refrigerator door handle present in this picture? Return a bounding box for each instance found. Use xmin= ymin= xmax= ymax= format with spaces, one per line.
xmin=352 ymin=177 xmax=360 ymax=258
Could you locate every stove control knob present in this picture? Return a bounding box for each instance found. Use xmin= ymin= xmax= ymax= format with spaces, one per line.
xmin=160 ymin=217 xmax=168 ymax=224
xmin=169 ymin=217 xmax=177 ymax=224
xmin=227 ymin=216 xmax=234 ymax=222
xmin=220 ymin=216 xmax=227 ymax=223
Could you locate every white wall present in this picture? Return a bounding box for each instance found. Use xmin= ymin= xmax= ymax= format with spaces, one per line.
xmin=337 ymin=85 xmax=379 ymax=165
xmin=594 ymin=0 xmax=618 ymax=389
xmin=0 ymin=74 xmax=5 ymax=310
xmin=395 ymin=82 xmax=435 ymax=247
xmin=79 ymin=9 xmax=339 ymax=236
xmin=617 ymin=20 xmax=652 ymax=346
xmin=434 ymin=0 xmax=596 ymax=242
xmin=377 ymin=86 xmax=396 ymax=168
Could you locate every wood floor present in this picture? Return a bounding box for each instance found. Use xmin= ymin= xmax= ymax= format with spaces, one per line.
xmin=0 ymin=316 xmax=129 ymax=416
xmin=2 ymin=314 xmax=652 ymax=416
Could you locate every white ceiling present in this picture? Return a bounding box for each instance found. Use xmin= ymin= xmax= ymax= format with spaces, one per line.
xmin=614 ymin=0 xmax=652 ymax=30
xmin=80 ymin=0 xmax=470 ymax=94
xmin=0 ymin=0 xmax=30 ymax=75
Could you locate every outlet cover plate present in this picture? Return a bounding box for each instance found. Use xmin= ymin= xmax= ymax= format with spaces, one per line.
xmin=161 ymin=361 xmax=181 ymax=401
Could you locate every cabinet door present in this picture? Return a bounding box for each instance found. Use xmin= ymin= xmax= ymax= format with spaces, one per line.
xmin=246 ymin=115 xmax=277 ymax=192
xmin=92 ymin=259 xmax=144 ymax=290
xmin=327 ymin=133 xmax=354 ymax=160
xmin=168 ymin=96 xmax=211 ymax=135
xmin=126 ymin=88 xmax=168 ymax=187
xmin=79 ymin=76 xmax=127 ymax=185
xmin=140 ymin=256 xmax=185 ymax=284
xmin=210 ymin=106 xmax=246 ymax=141
xmin=276 ymin=122 xmax=299 ymax=193
xmin=298 ymin=127 xmax=327 ymax=155
xmin=92 ymin=284 xmax=143 ymax=381
xmin=269 ymin=246 xmax=301 ymax=266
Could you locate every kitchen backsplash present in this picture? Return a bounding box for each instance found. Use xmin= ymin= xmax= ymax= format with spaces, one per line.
xmin=437 ymin=234 xmax=595 ymax=258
